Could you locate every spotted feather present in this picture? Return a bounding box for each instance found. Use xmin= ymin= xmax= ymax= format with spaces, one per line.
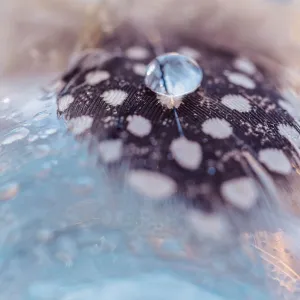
xmin=56 ymin=26 xmax=300 ymax=234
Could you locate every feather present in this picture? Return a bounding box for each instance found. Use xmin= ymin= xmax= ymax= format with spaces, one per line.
xmin=56 ymin=25 xmax=300 ymax=241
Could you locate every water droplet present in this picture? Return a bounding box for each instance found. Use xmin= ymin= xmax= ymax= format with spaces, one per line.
xmin=1 ymin=127 xmax=30 ymax=145
xmin=145 ymin=53 xmax=202 ymax=98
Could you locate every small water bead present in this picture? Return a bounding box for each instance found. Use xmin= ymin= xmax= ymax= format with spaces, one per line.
xmin=145 ymin=53 xmax=203 ymax=98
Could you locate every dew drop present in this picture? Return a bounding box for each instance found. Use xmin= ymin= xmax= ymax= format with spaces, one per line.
xmin=145 ymin=53 xmax=202 ymax=98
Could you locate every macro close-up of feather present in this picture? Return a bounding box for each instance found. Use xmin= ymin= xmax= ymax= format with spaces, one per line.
xmin=1 ymin=0 xmax=300 ymax=299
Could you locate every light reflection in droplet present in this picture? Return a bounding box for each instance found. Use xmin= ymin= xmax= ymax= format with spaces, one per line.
xmin=145 ymin=53 xmax=203 ymax=98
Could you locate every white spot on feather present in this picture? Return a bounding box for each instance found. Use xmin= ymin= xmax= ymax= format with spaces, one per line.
xmin=85 ymin=71 xmax=110 ymax=85
xmin=233 ymin=57 xmax=256 ymax=75
xmin=127 ymin=115 xmax=152 ymax=137
xmin=126 ymin=46 xmax=149 ymax=60
xmin=278 ymin=124 xmax=300 ymax=147
xmin=133 ymin=64 xmax=147 ymax=76
xmin=221 ymin=177 xmax=258 ymax=210
xmin=202 ymin=118 xmax=232 ymax=139
xmin=170 ymin=137 xmax=202 ymax=170
xmin=259 ymin=148 xmax=292 ymax=175
xmin=101 ymin=90 xmax=128 ymax=106
xmin=278 ymin=100 xmax=296 ymax=117
xmin=67 ymin=116 xmax=93 ymax=135
xmin=221 ymin=94 xmax=251 ymax=112
xmin=226 ymin=72 xmax=255 ymax=89
xmin=127 ymin=170 xmax=177 ymax=199
xmin=99 ymin=139 xmax=123 ymax=163
xmin=58 ymin=95 xmax=74 ymax=112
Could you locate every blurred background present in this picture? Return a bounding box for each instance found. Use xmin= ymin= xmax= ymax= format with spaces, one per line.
xmin=1 ymin=0 xmax=300 ymax=79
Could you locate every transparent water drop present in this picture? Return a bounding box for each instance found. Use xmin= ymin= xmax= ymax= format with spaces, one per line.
xmin=145 ymin=53 xmax=203 ymax=98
